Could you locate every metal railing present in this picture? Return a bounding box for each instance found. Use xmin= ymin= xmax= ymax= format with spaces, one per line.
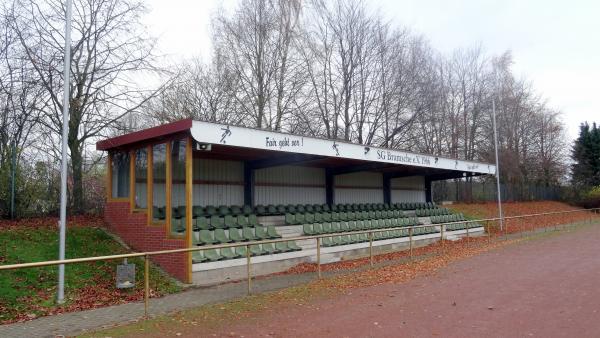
xmin=1 ymin=208 xmax=599 ymax=319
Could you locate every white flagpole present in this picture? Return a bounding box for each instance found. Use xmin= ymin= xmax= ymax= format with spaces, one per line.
xmin=492 ymin=99 xmax=504 ymax=231
xmin=58 ymin=0 xmax=72 ymax=304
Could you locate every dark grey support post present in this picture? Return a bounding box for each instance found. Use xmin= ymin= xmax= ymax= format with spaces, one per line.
xmin=383 ymin=174 xmax=391 ymax=205
xmin=425 ymin=176 xmax=433 ymax=203
xmin=325 ymin=168 xmax=334 ymax=206
xmin=243 ymin=162 xmax=255 ymax=206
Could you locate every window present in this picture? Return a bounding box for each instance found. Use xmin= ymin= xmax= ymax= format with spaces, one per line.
xmin=111 ymin=151 xmax=130 ymax=198
xmin=134 ymin=148 xmax=148 ymax=209
xmin=152 ymin=144 xmax=167 ymax=222
xmin=171 ymin=139 xmax=187 ymax=236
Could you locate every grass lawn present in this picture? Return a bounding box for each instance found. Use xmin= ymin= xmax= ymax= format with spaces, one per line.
xmin=0 ymin=221 xmax=181 ymax=323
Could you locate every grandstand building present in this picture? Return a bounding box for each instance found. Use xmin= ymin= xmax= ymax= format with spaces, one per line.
xmin=97 ymin=119 xmax=495 ymax=283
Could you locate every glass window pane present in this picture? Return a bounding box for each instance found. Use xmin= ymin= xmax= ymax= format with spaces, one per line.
xmin=152 ymin=144 xmax=166 ymax=222
xmin=171 ymin=139 xmax=187 ymax=236
xmin=135 ymin=148 xmax=148 ymax=209
xmin=111 ymin=151 xmax=130 ymax=198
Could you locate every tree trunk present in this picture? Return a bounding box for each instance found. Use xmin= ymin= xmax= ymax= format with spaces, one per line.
xmin=69 ymin=139 xmax=84 ymax=214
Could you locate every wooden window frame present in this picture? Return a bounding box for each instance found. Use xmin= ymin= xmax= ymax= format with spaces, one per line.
xmin=130 ymin=148 xmax=149 ymax=213
xmin=106 ymin=151 xmax=130 ymax=203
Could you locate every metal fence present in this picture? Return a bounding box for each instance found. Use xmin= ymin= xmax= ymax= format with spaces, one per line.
xmin=1 ymin=208 xmax=599 ymax=319
xmin=433 ymin=180 xmax=568 ymax=203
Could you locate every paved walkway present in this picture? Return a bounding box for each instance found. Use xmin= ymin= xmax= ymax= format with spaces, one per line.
xmin=0 ymin=273 xmax=319 ymax=338
xmin=207 ymin=223 xmax=600 ymax=337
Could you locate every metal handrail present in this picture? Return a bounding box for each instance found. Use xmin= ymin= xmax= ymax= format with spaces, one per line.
xmin=1 ymin=207 xmax=598 ymax=318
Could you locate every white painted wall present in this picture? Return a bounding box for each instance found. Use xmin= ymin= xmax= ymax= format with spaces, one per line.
xmin=334 ymin=172 xmax=383 ymax=203
xmin=254 ymin=166 xmax=326 ymax=205
xmin=390 ymin=176 xmax=426 ymax=203
xmin=192 ymin=158 xmax=244 ymax=206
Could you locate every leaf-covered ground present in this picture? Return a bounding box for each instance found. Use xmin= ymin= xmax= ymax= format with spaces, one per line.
xmin=0 ymin=216 xmax=180 ymax=324
xmin=449 ymin=201 xmax=600 ymax=234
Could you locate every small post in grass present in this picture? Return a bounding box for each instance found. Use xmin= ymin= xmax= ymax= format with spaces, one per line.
xmin=316 ymin=237 xmax=321 ymax=279
xmin=144 ymin=254 xmax=149 ymax=319
xmin=440 ymin=223 xmax=445 ymax=252
xmin=486 ymin=220 xmax=491 ymax=244
xmin=466 ymin=222 xmax=470 ymax=246
xmin=246 ymin=244 xmax=251 ymax=295
xmin=369 ymin=231 xmax=373 ymax=267
xmin=409 ymin=227 xmax=413 ymax=260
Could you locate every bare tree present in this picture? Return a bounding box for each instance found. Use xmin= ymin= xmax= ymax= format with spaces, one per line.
xmin=7 ymin=0 xmax=160 ymax=213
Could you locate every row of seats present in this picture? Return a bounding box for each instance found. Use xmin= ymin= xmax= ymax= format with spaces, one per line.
xmin=415 ymin=207 xmax=450 ymax=217
xmin=194 ymin=226 xmax=281 ymax=246
xmin=431 ymin=213 xmax=467 ymax=224
xmin=192 ymin=241 xmax=302 ymax=263
xmin=303 ymin=218 xmax=420 ymax=235
xmin=156 ymin=202 xmax=441 ymax=220
xmin=446 ymin=223 xmax=474 ymax=231
xmin=397 ymin=202 xmax=438 ymax=210
xmin=193 ymin=214 xmax=262 ymax=230
xmin=285 ymin=210 xmax=408 ymax=225
xmin=321 ymin=226 xmax=438 ymax=247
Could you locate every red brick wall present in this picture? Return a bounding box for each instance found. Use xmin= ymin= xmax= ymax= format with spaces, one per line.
xmin=105 ymin=201 xmax=189 ymax=282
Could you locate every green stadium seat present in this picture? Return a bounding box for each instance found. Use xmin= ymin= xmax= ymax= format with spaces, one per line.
xmin=198 ymin=230 xmax=217 ymax=245
xmin=303 ymin=223 xmax=314 ymax=235
xmin=204 ymin=249 xmax=223 ymax=261
xmin=367 ymin=211 xmax=376 ymax=219
xmin=276 ymin=204 xmax=287 ymax=214
xmin=255 ymin=226 xmax=269 ymax=240
xmin=322 ymin=237 xmax=334 ymax=247
xmin=296 ymin=205 xmax=306 ymax=213
xmin=287 ymin=205 xmax=297 ymax=213
xmin=267 ymin=225 xmax=282 ymax=239
xmin=295 ymin=213 xmax=306 ymax=224
xmin=285 ymin=213 xmax=296 ymax=225
xmin=305 ymin=205 xmax=314 ymax=213
xmin=314 ymin=212 xmax=323 ymax=223
xmin=267 ymin=205 xmax=277 ymax=215
xmin=370 ymin=219 xmax=380 ymax=229
xmin=347 ymin=220 xmax=357 ymax=231
xmin=242 ymin=205 xmax=253 ymax=215
xmin=286 ymin=241 xmax=302 ymax=251
xmin=248 ymin=214 xmax=259 ymax=226
xmin=192 ymin=250 xmax=207 ymax=263
xmin=250 ymin=244 xmax=265 ymax=256
xmin=322 ymin=222 xmax=332 ymax=233
xmin=228 ymin=228 xmax=245 ymax=242
xmin=331 ymin=236 xmax=342 ymax=246
xmin=329 ymin=212 xmax=338 ymax=222
xmin=355 ymin=220 xmax=365 ymax=230
xmin=275 ymin=241 xmax=291 ymax=252
xmin=339 ymin=221 xmax=350 ymax=232
xmin=192 ymin=206 xmax=204 ymax=219
xmin=363 ymin=220 xmax=372 ymax=229
xmin=340 ymin=235 xmax=351 ymax=244
xmin=230 ymin=205 xmax=242 ymax=215
xmin=255 ymin=205 xmax=267 ymax=216
xmin=221 ymin=247 xmax=241 ymax=259
xmin=347 ymin=212 xmax=356 ymax=220
xmin=331 ymin=222 xmax=341 ymax=233
xmin=322 ymin=212 xmax=332 ymax=222
xmin=204 ymin=205 xmax=217 ymax=216
xmin=210 ymin=216 xmax=226 ymax=229
xmin=242 ymin=227 xmax=257 ymax=241
xmin=195 ymin=216 xmax=211 ymax=231
xmin=339 ymin=212 xmax=348 ymax=222
xmin=236 ymin=215 xmax=249 ymax=228
xmin=224 ymin=215 xmax=237 ymax=228
xmin=349 ymin=234 xmax=360 ymax=244
xmin=235 ymin=246 xmax=248 ymax=257
xmin=322 ymin=204 xmax=331 ymax=212
xmin=313 ymin=223 xmax=323 ymax=234
xmin=305 ymin=213 xmax=315 ymax=223
xmin=358 ymin=233 xmax=369 ymax=242
xmin=218 ymin=205 xmax=230 ymax=216
xmin=214 ymin=229 xmax=233 ymax=243
xmin=262 ymin=243 xmax=278 ymax=255
xmin=313 ymin=204 xmax=323 ymax=212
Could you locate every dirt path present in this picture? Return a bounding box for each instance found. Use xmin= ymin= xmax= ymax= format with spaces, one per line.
xmin=199 ymin=225 xmax=600 ymax=338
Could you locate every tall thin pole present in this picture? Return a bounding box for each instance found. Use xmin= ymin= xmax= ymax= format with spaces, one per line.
xmin=492 ymin=99 xmax=504 ymax=231
xmin=10 ymin=141 xmax=16 ymax=220
xmin=57 ymin=0 xmax=72 ymax=304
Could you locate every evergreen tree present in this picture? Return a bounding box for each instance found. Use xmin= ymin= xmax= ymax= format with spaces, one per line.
xmin=572 ymin=122 xmax=600 ymax=188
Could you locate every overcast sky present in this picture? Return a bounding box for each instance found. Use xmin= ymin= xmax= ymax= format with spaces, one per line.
xmin=144 ymin=0 xmax=600 ymax=141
